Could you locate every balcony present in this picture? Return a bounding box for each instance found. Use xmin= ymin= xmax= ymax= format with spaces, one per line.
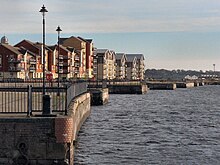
xmin=74 ymin=62 xmax=80 ymax=67
xmin=59 ymin=62 xmax=69 ymax=66
xmin=29 ymin=66 xmax=36 ymax=72
xmin=75 ymin=56 xmax=80 ymax=61
xmin=8 ymin=58 xmax=21 ymax=63
xmin=9 ymin=67 xmax=22 ymax=72
xmin=59 ymin=69 xmax=70 ymax=74
xmin=74 ymin=69 xmax=79 ymax=74
xmin=29 ymin=59 xmax=36 ymax=64
xmin=58 ymin=55 xmax=69 ymax=60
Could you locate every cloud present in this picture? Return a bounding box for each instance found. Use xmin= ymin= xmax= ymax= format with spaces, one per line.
xmin=1 ymin=0 xmax=220 ymax=33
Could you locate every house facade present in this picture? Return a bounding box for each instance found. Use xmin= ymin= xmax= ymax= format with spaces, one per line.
xmin=125 ymin=55 xmax=138 ymax=80
xmin=14 ymin=40 xmax=47 ymax=79
xmin=48 ymin=45 xmax=75 ymax=80
xmin=0 ymin=38 xmax=25 ymax=80
xmin=78 ymin=37 xmax=94 ymax=79
xmin=115 ymin=53 xmax=127 ymax=79
xmin=126 ymin=54 xmax=145 ymax=80
xmin=60 ymin=36 xmax=87 ymax=78
xmin=94 ymin=49 xmax=116 ymax=80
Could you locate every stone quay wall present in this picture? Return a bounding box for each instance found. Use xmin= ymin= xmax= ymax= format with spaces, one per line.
xmin=0 ymin=92 xmax=90 ymax=165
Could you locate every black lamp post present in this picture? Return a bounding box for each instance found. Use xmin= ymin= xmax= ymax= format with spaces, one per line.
xmin=39 ymin=5 xmax=48 ymax=96
xmin=40 ymin=5 xmax=51 ymax=115
xmin=56 ymin=26 xmax=62 ymax=96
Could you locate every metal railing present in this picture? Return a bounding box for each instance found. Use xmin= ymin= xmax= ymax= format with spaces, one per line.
xmin=0 ymin=81 xmax=88 ymax=116
xmin=87 ymin=79 xmax=145 ymax=88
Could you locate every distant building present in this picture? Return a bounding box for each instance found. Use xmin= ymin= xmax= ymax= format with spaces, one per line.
xmin=78 ymin=37 xmax=94 ymax=79
xmin=94 ymin=49 xmax=116 ymax=80
xmin=48 ymin=45 xmax=75 ymax=80
xmin=115 ymin=53 xmax=127 ymax=79
xmin=125 ymin=55 xmax=138 ymax=80
xmin=14 ymin=40 xmax=49 ymax=79
xmin=0 ymin=37 xmax=26 ymax=79
xmin=126 ymin=54 xmax=145 ymax=80
xmin=59 ymin=36 xmax=87 ymax=78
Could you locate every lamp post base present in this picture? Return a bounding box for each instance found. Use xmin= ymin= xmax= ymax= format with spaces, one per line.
xmin=42 ymin=95 xmax=52 ymax=115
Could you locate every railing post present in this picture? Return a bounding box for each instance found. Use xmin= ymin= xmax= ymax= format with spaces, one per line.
xmin=27 ymin=85 xmax=32 ymax=116
xmin=65 ymin=85 xmax=68 ymax=116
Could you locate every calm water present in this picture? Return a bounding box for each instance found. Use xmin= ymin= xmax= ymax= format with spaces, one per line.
xmin=74 ymin=86 xmax=220 ymax=165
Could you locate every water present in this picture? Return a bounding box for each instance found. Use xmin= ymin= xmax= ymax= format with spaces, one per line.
xmin=74 ymin=86 xmax=220 ymax=165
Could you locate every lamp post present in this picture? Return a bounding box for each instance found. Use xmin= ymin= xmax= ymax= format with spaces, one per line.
xmin=56 ymin=26 xmax=62 ymax=96
xmin=39 ymin=5 xmax=48 ymax=96
xmin=40 ymin=5 xmax=51 ymax=115
xmin=213 ymin=64 xmax=216 ymax=78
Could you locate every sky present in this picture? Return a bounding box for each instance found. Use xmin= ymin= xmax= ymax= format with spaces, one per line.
xmin=1 ymin=0 xmax=220 ymax=71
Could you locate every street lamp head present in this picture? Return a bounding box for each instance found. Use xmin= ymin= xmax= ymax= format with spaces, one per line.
xmin=56 ymin=26 xmax=62 ymax=32
xmin=56 ymin=26 xmax=62 ymax=35
xmin=39 ymin=5 xmax=48 ymax=16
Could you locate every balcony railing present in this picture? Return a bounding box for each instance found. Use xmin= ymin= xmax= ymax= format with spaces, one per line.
xmin=59 ymin=69 xmax=70 ymax=74
xmin=59 ymin=55 xmax=69 ymax=60
xmin=8 ymin=58 xmax=21 ymax=63
xmin=29 ymin=67 xmax=36 ymax=72
xmin=75 ymin=56 xmax=80 ymax=61
xmin=29 ymin=59 xmax=36 ymax=64
xmin=9 ymin=67 xmax=23 ymax=72
xmin=59 ymin=62 xmax=69 ymax=66
xmin=74 ymin=62 xmax=80 ymax=67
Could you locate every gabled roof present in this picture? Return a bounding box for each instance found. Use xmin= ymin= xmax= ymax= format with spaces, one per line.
xmin=14 ymin=39 xmax=40 ymax=50
xmin=59 ymin=36 xmax=84 ymax=45
xmin=59 ymin=38 xmax=69 ymax=45
xmin=115 ymin=53 xmax=125 ymax=60
xmin=77 ymin=36 xmax=93 ymax=43
xmin=66 ymin=47 xmax=75 ymax=52
xmin=16 ymin=47 xmax=36 ymax=57
xmin=0 ymin=43 xmax=21 ymax=55
xmin=126 ymin=54 xmax=137 ymax=63
xmin=34 ymin=42 xmax=52 ymax=51
xmin=96 ymin=49 xmax=108 ymax=54
xmin=48 ymin=45 xmax=70 ymax=52
xmin=126 ymin=54 xmax=144 ymax=60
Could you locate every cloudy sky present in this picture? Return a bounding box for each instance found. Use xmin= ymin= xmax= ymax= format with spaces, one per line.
xmin=1 ymin=0 xmax=220 ymax=71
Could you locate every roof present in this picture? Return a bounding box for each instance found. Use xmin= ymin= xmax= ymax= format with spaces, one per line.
xmin=66 ymin=47 xmax=75 ymax=52
xmin=115 ymin=53 xmax=125 ymax=60
xmin=34 ymin=42 xmax=52 ymax=51
xmin=48 ymin=45 xmax=70 ymax=52
xmin=125 ymin=54 xmax=137 ymax=62
xmin=77 ymin=36 xmax=93 ymax=43
xmin=59 ymin=38 xmax=69 ymax=45
xmin=96 ymin=49 xmax=108 ymax=54
xmin=60 ymin=36 xmax=84 ymax=45
xmin=14 ymin=39 xmax=40 ymax=50
xmin=0 ymin=43 xmax=21 ymax=55
xmin=126 ymin=54 xmax=144 ymax=60
xmin=16 ymin=47 xmax=36 ymax=57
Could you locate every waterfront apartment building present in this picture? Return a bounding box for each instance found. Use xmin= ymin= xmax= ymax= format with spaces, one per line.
xmin=0 ymin=42 xmax=25 ymax=80
xmin=115 ymin=53 xmax=127 ymax=79
xmin=94 ymin=49 xmax=116 ymax=80
xmin=48 ymin=45 xmax=75 ymax=80
xmin=14 ymin=39 xmax=51 ymax=79
xmin=125 ymin=54 xmax=138 ymax=80
xmin=60 ymin=36 xmax=87 ymax=78
xmin=78 ymin=37 xmax=94 ymax=79
xmin=126 ymin=54 xmax=145 ymax=80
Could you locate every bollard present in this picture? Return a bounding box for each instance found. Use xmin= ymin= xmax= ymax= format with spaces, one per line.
xmin=42 ymin=95 xmax=51 ymax=115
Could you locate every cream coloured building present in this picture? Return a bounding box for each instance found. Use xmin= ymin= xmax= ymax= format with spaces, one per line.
xmin=94 ymin=49 xmax=116 ymax=80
